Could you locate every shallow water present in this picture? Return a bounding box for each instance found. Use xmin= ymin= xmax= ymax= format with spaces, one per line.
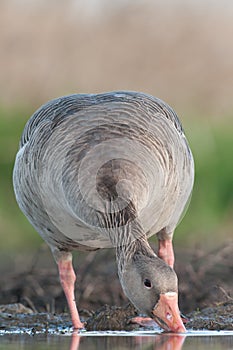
xmin=0 ymin=330 xmax=232 ymax=350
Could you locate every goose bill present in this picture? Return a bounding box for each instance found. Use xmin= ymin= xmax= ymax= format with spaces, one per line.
xmin=152 ymin=292 xmax=186 ymax=333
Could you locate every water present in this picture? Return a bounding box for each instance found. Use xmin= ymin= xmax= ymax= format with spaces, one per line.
xmin=0 ymin=330 xmax=232 ymax=350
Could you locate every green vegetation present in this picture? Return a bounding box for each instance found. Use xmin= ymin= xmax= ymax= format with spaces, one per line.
xmin=177 ymin=119 xmax=233 ymax=247
xmin=0 ymin=107 xmax=232 ymax=253
xmin=0 ymin=107 xmax=42 ymax=251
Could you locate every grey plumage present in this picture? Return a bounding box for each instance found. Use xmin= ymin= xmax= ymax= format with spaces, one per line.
xmin=13 ymin=91 xmax=194 ymax=331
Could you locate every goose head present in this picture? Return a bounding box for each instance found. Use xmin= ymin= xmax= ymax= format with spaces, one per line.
xmin=120 ymin=253 xmax=186 ymax=333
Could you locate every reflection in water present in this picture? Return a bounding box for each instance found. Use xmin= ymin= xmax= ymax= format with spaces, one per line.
xmin=70 ymin=333 xmax=80 ymax=350
xmin=0 ymin=332 xmax=233 ymax=350
xmin=70 ymin=331 xmax=186 ymax=350
xmin=141 ymin=334 xmax=186 ymax=350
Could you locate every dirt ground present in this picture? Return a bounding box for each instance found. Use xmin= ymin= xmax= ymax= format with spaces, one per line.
xmin=0 ymin=242 xmax=232 ymax=332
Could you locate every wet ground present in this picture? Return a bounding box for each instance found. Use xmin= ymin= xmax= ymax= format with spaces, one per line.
xmin=0 ymin=301 xmax=233 ymax=335
xmin=0 ymin=303 xmax=233 ymax=350
xmin=0 ymin=300 xmax=232 ymax=334
xmin=0 ymin=242 xmax=232 ymax=335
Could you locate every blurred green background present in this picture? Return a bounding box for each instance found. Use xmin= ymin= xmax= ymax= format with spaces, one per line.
xmin=0 ymin=0 xmax=232 ymax=267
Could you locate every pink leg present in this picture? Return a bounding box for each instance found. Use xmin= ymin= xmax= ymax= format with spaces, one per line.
xmin=130 ymin=316 xmax=157 ymax=328
xmin=158 ymin=239 xmax=174 ymax=268
xmin=58 ymin=259 xmax=84 ymax=329
xmin=131 ymin=314 xmax=188 ymax=328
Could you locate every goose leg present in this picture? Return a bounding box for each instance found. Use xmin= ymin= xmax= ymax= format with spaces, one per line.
xmin=156 ymin=229 xmax=175 ymax=268
xmin=57 ymin=258 xmax=84 ymax=329
xmin=158 ymin=239 xmax=174 ymax=268
xmin=130 ymin=316 xmax=158 ymax=328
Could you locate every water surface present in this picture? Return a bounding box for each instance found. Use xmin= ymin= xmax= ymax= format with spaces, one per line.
xmin=1 ymin=330 xmax=232 ymax=350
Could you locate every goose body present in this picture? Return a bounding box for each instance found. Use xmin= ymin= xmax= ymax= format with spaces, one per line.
xmin=13 ymin=91 xmax=194 ymax=332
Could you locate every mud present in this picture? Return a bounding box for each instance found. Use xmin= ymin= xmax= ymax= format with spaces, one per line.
xmin=0 ymin=243 xmax=232 ymax=333
xmin=0 ymin=301 xmax=232 ymax=333
xmin=187 ymin=301 xmax=233 ymax=331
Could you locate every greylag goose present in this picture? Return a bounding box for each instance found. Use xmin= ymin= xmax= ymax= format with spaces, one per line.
xmin=13 ymin=91 xmax=194 ymax=332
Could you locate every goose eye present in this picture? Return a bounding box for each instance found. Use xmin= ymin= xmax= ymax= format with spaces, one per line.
xmin=144 ymin=278 xmax=152 ymax=289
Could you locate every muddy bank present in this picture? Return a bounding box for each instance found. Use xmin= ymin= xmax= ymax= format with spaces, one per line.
xmin=0 ymin=301 xmax=232 ymax=333
xmin=84 ymin=301 xmax=233 ymax=331
xmin=0 ymin=243 xmax=232 ymax=332
xmin=187 ymin=301 xmax=233 ymax=331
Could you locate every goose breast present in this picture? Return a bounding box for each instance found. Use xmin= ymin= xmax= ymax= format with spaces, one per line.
xmin=13 ymin=91 xmax=194 ymax=251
